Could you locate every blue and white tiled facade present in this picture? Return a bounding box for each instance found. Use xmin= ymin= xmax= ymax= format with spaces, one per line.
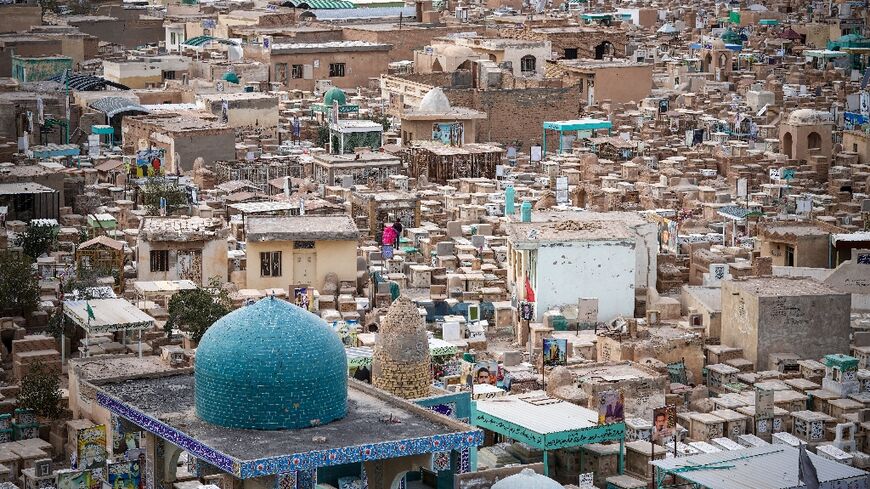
xmin=97 ymin=391 xmax=482 ymax=480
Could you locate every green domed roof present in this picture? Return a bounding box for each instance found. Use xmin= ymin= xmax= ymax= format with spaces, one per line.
xmin=195 ymin=297 xmax=348 ymax=430
xmin=222 ymin=72 xmax=240 ymax=84
xmin=323 ymin=87 xmax=347 ymax=106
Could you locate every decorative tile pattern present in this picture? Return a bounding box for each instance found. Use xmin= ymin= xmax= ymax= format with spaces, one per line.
xmin=195 ymin=298 xmax=348 ymax=430
xmin=296 ymin=468 xmax=316 ymax=489
xmin=275 ymin=472 xmax=296 ymax=489
xmin=459 ymin=448 xmax=471 ymax=474
xmin=433 ymin=452 xmax=450 ymax=471
xmin=98 ymin=390 xmax=483 ymax=480
xmin=427 ymin=404 xmax=455 ymax=418
xmin=97 ymin=392 xmax=236 ymax=475
xmin=238 ymin=430 xmax=483 ymax=478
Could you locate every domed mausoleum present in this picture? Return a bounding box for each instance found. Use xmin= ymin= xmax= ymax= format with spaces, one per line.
xmin=94 ymin=296 xmax=481 ymax=489
xmin=195 ymin=297 xmax=348 ymax=430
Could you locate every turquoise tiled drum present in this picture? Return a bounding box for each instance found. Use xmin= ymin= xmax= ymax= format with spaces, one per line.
xmin=195 ymin=297 xmax=348 ymax=430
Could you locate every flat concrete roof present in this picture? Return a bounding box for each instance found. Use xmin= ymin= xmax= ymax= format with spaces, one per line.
xmin=71 ymin=355 xmax=179 ymax=382
xmin=246 ymin=215 xmax=360 ymax=241
xmin=727 ymin=276 xmax=845 ymax=297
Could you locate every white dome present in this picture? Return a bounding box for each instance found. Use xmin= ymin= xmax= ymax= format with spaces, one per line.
xmin=418 ymin=87 xmax=452 ymax=113
xmin=787 ymin=109 xmax=833 ymax=125
xmin=491 ymin=469 xmax=563 ymax=489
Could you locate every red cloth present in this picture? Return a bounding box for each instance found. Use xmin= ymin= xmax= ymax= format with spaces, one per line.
xmin=382 ymin=225 xmax=397 ymax=246
xmin=524 ymin=276 xmax=536 ymax=302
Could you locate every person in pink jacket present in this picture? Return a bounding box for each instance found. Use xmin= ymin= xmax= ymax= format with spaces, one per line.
xmin=382 ymin=222 xmax=397 ymax=246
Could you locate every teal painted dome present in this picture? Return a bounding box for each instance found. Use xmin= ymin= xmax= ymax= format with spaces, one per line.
xmin=323 ymin=87 xmax=346 ymax=106
xmin=195 ymin=297 xmax=348 ymax=430
xmin=221 ymin=71 xmax=240 ymax=84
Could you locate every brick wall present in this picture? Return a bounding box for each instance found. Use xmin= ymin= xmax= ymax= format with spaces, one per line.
xmin=341 ymin=24 xmax=486 ymax=62
xmin=500 ymin=28 xmax=629 ymax=60
xmin=70 ymin=17 xmax=164 ymax=49
xmin=444 ymin=85 xmax=582 ymax=149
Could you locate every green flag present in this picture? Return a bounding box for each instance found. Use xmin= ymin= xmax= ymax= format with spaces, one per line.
xmin=86 ymin=302 xmax=95 ymax=321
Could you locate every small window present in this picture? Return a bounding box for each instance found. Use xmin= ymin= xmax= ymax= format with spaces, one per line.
xmin=260 ymin=251 xmax=282 ymax=277
xmin=150 ymin=250 xmax=169 ymax=272
xmin=294 ymin=241 xmax=315 ymax=249
xmin=329 ymin=63 xmax=345 ymax=77
xmin=291 ymin=64 xmax=303 ymax=79
xmin=520 ymin=55 xmax=536 ymax=75
xmin=853 ymin=144 xmax=858 ymax=152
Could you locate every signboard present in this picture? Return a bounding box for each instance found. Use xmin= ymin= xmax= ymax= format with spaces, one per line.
xmin=578 ymin=473 xmax=594 ymax=489
xmin=519 ymin=301 xmax=534 ymax=321
xmin=542 ymin=338 xmax=567 ymax=367
xmin=597 ymin=390 xmax=625 ymax=425
xmin=77 ymin=425 xmax=107 ymax=477
xmin=293 ymin=287 xmax=312 ymax=311
xmin=768 ymin=168 xmax=781 ymax=181
xmin=112 ymin=416 xmax=143 ymax=462
xmin=135 ymin=149 xmax=164 ymax=176
xmin=56 ymin=470 xmax=93 ymax=489
xmin=756 ymin=387 xmax=774 ymax=419
xmin=432 ymin=122 xmax=464 ymax=146
xmin=107 ymin=460 xmax=142 ymax=489
xmin=782 ymin=168 xmax=796 ymax=180
xmin=652 ymin=405 xmax=676 ymax=443
xmin=463 ymin=360 xmax=499 ymax=386
xmin=530 ymin=145 xmax=542 ymax=162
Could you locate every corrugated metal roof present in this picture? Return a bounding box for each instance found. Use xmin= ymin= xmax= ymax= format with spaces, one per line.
xmin=651 ymin=445 xmax=869 ymax=489
xmin=65 ymin=298 xmax=155 ymax=332
xmin=284 ymin=0 xmax=356 ymax=8
xmin=89 ymin=97 xmax=150 ymax=118
xmin=474 ymin=391 xmax=599 ymax=434
xmin=46 ymin=72 xmax=129 ymax=91
xmin=183 ymin=35 xmax=239 ymax=47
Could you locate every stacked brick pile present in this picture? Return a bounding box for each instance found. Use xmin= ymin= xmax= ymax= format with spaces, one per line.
xmin=372 ymin=296 xmax=431 ymax=399
xmin=11 ymin=335 xmax=60 ymax=381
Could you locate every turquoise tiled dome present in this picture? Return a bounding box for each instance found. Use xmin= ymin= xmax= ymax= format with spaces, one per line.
xmin=195 ymin=297 xmax=348 ymax=430
xmin=323 ymin=87 xmax=346 ymax=107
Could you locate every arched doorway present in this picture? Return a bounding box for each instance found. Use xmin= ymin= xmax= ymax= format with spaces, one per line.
xmin=704 ymin=53 xmax=713 ymax=72
xmin=783 ymin=132 xmax=793 ymax=159
xmin=807 ymin=131 xmax=822 ymax=149
xmin=594 ymin=41 xmax=613 ymax=60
